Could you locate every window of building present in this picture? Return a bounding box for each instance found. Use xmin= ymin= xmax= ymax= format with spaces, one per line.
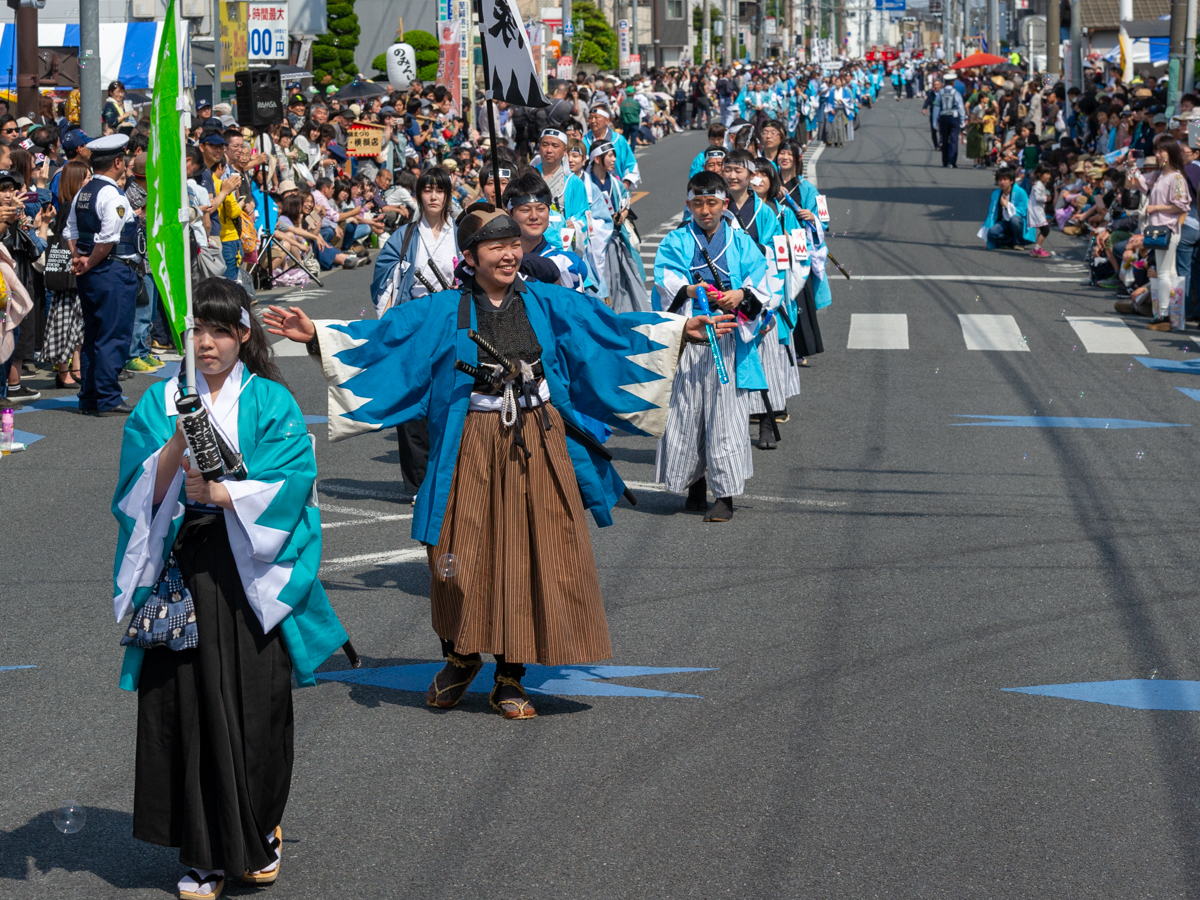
xmin=667 ymin=0 xmax=684 ymax=18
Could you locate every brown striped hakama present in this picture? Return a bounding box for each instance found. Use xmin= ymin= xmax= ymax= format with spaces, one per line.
xmin=426 ymin=404 xmax=613 ymax=666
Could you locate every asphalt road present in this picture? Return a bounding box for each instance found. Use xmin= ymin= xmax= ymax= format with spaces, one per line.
xmin=6 ymin=100 xmax=1200 ymax=899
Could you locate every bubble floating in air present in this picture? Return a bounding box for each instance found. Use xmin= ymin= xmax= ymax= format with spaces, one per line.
xmin=53 ymin=802 xmax=85 ymax=834
xmin=436 ymin=553 xmax=458 ymax=578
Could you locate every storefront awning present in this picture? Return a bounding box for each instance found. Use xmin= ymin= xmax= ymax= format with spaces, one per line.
xmin=0 ymin=22 xmax=164 ymax=91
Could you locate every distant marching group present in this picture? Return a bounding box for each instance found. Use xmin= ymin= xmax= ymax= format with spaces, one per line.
xmin=106 ymin=55 xmax=876 ymax=900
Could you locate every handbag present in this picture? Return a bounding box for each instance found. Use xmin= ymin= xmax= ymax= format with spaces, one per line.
xmin=1144 ymin=225 xmax=1171 ymax=249
xmin=44 ymin=207 xmax=77 ymax=291
xmin=120 ymin=553 xmax=198 ymax=651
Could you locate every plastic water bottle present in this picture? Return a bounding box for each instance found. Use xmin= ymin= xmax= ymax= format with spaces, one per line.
xmin=0 ymin=406 xmax=12 ymax=455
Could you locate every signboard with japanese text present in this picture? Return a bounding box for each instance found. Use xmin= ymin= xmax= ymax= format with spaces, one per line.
xmin=629 ymin=53 xmax=641 ymax=75
xmin=219 ymin=0 xmax=248 ymax=82
xmin=346 ymin=125 xmax=384 ymax=157
xmin=556 ymin=54 xmax=573 ymax=79
xmin=618 ymin=19 xmax=630 ymax=75
xmin=248 ymin=2 xmax=288 ymax=60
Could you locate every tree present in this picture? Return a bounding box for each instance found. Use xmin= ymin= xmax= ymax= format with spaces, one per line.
xmin=313 ymin=0 xmax=361 ymax=86
xmin=373 ymin=29 xmax=439 ymax=82
xmin=570 ymin=0 xmax=618 ymax=69
xmin=692 ymin=3 xmax=724 ymax=64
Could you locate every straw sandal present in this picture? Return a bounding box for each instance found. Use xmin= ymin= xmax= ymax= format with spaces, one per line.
xmin=426 ymin=652 xmax=483 ymax=708
xmin=489 ymin=675 xmax=537 ymax=719
xmin=242 ymin=825 xmax=282 ymax=886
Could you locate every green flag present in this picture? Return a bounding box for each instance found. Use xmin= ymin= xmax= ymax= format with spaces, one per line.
xmin=146 ymin=0 xmax=188 ymax=350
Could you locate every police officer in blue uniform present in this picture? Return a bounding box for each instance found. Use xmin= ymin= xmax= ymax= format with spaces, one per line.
xmin=66 ymin=134 xmax=140 ymax=416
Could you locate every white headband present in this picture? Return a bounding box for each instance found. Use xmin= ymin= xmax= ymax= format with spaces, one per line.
xmin=591 ymin=106 xmax=612 ymax=118
xmin=541 ymin=128 xmax=569 ymax=144
xmin=240 ymin=308 xmax=252 ymax=328
xmin=687 ymin=189 xmax=727 ymax=201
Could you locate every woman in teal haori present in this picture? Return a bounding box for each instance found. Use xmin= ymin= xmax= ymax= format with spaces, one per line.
xmin=265 ymin=202 xmax=733 ymax=721
xmin=111 ymin=278 xmax=347 ymax=900
xmin=979 ymin=166 xmax=1038 ymax=250
xmin=585 ymin=139 xmax=652 ymax=313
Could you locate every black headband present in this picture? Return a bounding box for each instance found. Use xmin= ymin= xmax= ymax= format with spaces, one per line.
xmin=460 ymin=212 xmax=521 ymax=250
xmin=506 ymin=192 xmax=551 ymax=210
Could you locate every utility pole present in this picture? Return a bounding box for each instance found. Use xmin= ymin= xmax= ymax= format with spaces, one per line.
xmin=1068 ymin=0 xmax=1081 ymax=88
xmin=563 ymin=0 xmax=572 ymax=61
xmin=212 ymin=0 xmax=222 ymax=105
xmin=987 ymin=0 xmax=998 ymax=54
xmin=13 ymin=0 xmax=38 ymax=119
xmin=1185 ymin=0 xmax=1197 ymax=93
xmin=1046 ymin=0 xmax=1059 ymax=78
xmin=1168 ymin=0 xmax=1188 ymax=112
xmin=79 ymin=0 xmax=101 ymax=136
xmin=702 ymin=0 xmax=711 ymax=62
xmin=723 ymin=0 xmax=732 ymax=61
xmin=631 ymin=0 xmax=639 ymax=67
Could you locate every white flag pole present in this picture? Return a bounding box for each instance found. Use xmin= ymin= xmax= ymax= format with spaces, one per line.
xmin=176 ymin=0 xmax=197 ymax=398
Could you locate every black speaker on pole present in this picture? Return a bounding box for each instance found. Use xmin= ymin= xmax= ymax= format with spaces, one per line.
xmin=234 ymin=68 xmax=283 ymax=128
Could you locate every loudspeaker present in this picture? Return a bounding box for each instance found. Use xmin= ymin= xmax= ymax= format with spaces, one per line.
xmin=234 ymin=68 xmax=283 ymax=128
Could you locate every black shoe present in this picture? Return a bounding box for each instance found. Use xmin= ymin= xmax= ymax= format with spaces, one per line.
xmin=757 ymin=417 xmax=778 ymax=450
xmin=4 ymin=383 xmax=40 ymax=402
xmin=703 ymin=496 xmax=734 ymax=522
xmin=96 ymin=402 xmax=135 ymax=417
xmin=685 ymin=477 xmax=708 ymax=512
xmin=118 ymin=368 xmax=136 ymax=381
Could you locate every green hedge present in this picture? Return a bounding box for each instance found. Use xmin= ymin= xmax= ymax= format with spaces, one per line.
xmin=313 ymin=0 xmax=360 ymax=86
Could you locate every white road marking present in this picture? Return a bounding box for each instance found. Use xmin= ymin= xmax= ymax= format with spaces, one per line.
xmin=803 ymin=143 xmax=824 ymax=188
xmin=272 ymin=338 xmax=310 ymax=357
xmin=321 ymin=547 xmax=427 ymax=572
xmin=322 ymin=514 xmax=413 ymax=530
xmin=958 ymin=314 xmax=1030 ymax=351
xmin=1066 ymin=316 xmax=1149 ymax=354
xmin=855 ymin=275 xmax=1082 ymax=282
xmin=847 ymin=313 xmax=909 ymax=349
xmin=622 ymin=480 xmax=846 ymax=508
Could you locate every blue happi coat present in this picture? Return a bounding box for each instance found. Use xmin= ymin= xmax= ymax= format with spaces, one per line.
xmin=982 ymin=185 xmax=1038 ymax=248
xmin=583 ymin=127 xmax=641 ymax=188
xmin=314 ymin=279 xmax=687 ymax=545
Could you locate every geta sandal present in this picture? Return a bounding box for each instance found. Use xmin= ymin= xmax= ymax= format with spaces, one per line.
xmin=242 ymin=825 xmax=282 ymax=885
xmin=490 ymin=675 xmax=537 ymax=719
xmin=426 ymin=652 xmax=483 ymax=709
xmin=178 ymin=870 xmax=224 ymax=900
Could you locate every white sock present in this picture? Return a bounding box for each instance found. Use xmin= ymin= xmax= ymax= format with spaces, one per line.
xmin=250 ymin=829 xmax=281 ymax=875
xmin=177 ymin=868 xmax=224 ymax=896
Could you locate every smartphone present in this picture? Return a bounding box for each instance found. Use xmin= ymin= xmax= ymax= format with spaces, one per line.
xmin=1130 ymin=149 xmax=1145 ymax=159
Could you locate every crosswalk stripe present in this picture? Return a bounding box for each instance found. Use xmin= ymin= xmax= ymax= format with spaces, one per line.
xmin=958 ymin=314 xmax=1030 ymax=351
xmin=1066 ymin=316 xmax=1149 ymax=354
xmin=847 ymin=313 xmax=909 ymax=349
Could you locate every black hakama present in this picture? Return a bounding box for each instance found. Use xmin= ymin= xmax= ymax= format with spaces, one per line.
xmin=793 ymin=274 xmax=825 ymax=357
xmin=133 ymin=510 xmax=294 ymax=877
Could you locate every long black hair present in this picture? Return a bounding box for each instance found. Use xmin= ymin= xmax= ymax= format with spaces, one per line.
xmin=415 ymin=165 xmax=453 ymax=225
xmin=193 ymin=277 xmax=286 ymax=386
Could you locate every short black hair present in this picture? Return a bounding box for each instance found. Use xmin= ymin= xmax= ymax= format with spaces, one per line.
xmin=686 ymin=170 xmax=728 ymax=196
xmin=724 ymin=149 xmax=756 ymax=171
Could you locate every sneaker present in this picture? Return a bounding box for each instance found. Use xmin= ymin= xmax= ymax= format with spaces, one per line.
xmin=1147 ymin=317 xmax=1172 ymax=331
xmin=124 ymin=357 xmax=156 ymax=372
xmin=141 ymin=355 xmax=164 ymax=368
xmin=150 ymin=339 xmax=174 ymax=352
xmin=4 ymin=383 xmax=39 ymax=402
xmin=342 ymin=256 xmax=361 ymax=270
xmin=1029 ymin=247 xmax=1051 ymax=258
xmin=1096 ymin=277 xmax=1122 ymax=290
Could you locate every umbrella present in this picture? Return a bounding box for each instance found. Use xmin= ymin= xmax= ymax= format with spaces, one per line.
xmin=952 ymin=52 xmax=1008 ymax=69
xmin=990 ymin=62 xmax=1023 ymax=75
xmin=335 ymin=79 xmax=389 ymax=101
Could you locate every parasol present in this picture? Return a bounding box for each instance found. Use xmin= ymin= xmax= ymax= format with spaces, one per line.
xmin=334 ymin=79 xmax=389 ymax=101
xmin=951 ymin=52 xmax=1009 ymax=69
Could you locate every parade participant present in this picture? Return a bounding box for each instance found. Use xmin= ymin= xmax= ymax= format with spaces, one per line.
xmin=265 ymin=202 xmax=733 ymax=717
xmin=748 ymin=158 xmax=802 ymax=447
xmin=979 ymin=166 xmax=1037 ymax=251
xmin=533 ymin=127 xmax=590 ymax=255
xmin=724 ymin=149 xmax=783 ymax=248
xmin=652 ymin=170 xmax=772 ymax=523
xmin=936 ymin=72 xmax=967 ymax=169
xmin=585 ymin=140 xmax=650 ymax=313
xmin=503 ymin=169 xmax=591 ymax=291
xmin=371 ymin=166 xmax=458 ymax=314
xmin=583 ymin=104 xmax=641 ymax=189
xmin=702 ymin=147 xmax=727 ymax=176
xmin=779 ymin=139 xmax=828 ymax=361
xmin=478 ymin=161 xmax=512 ymax=205
xmin=689 ymin=122 xmax=728 ymax=177
xmin=66 ymin=134 xmax=140 ymax=416
xmin=112 ymin=278 xmax=348 ymax=900
xmin=759 ymin=119 xmax=786 ymax=165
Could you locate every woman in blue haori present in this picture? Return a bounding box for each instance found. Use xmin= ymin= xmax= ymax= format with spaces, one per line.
xmin=265 ymin=202 xmax=731 ymax=720
xmin=370 ymin=166 xmax=459 ymax=315
xmin=504 ymin=168 xmax=594 ymax=293
xmin=779 ymin=140 xmax=829 ymax=359
xmin=582 ymin=103 xmax=641 ymax=189
xmin=979 ymin=166 xmax=1037 ymax=250
xmin=584 ymin=139 xmax=651 ymax=313
xmin=652 ymin=170 xmax=774 ymax=524
xmin=112 ymin=279 xmax=347 ymax=900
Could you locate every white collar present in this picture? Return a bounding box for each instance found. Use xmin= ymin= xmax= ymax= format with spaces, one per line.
xmin=166 ymin=360 xmax=254 ymax=452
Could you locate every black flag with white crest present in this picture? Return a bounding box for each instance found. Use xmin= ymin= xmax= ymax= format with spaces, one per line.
xmin=478 ymin=0 xmax=549 ymax=108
